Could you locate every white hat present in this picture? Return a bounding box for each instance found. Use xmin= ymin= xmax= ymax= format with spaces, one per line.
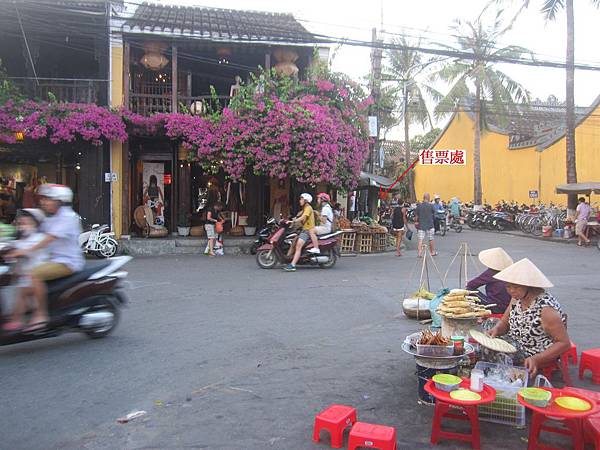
xmin=38 ymin=184 xmax=73 ymax=203
xmin=434 ymin=194 xmax=440 ymax=199
xmin=300 ymin=193 xmax=313 ymax=203
xmin=493 ymin=258 xmax=553 ymax=288
xmin=478 ymin=247 xmax=513 ymax=271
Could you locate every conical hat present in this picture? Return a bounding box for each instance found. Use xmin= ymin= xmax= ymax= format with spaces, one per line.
xmin=478 ymin=247 xmax=513 ymax=271
xmin=493 ymin=258 xmax=553 ymax=288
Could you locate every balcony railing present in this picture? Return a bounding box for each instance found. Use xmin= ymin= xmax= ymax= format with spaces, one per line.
xmin=10 ymin=78 xmax=105 ymax=104
xmin=129 ymin=93 xmax=232 ymax=116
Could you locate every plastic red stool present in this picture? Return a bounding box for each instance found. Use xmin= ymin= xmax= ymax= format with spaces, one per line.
xmin=313 ymin=404 xmax=357 ymax=448
xmin=580 ymin=348 xmax=600 ymax=384
xmin=347 ymin=422 xmax=397 ymax=450
xmin=527 ymin=411 xmax=584 ymax=450
xmin=566 ymin=341 xmax=578 ymax=366
xmin=430 ymin=401 xmax=481 ymax=449
xmin=542 ymin=359 xmax=572 ymax=386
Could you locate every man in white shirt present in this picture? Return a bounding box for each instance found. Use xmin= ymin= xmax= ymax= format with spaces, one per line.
xmin=307 ymin=193 xmax=334 ymax=254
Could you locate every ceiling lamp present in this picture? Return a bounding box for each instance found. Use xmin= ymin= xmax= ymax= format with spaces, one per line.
xmin=140 ymin=42 xmax=169 ymax=71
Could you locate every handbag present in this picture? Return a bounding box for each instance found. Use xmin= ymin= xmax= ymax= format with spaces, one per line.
xmin=406 ymin=229 xmax=413 ymax=240
xmin=215 ymin=220 xmax=224 ymax=234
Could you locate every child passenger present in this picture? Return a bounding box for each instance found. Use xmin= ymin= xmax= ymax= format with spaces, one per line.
xmin=3 ymin=209 xmax=47 ymax=331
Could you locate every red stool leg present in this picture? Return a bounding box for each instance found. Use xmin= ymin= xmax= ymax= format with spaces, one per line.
xmin=464 ymin=405 xmax=481 ymax=450
xmin=579 ymin=354 xmax=589 ymax=380
xmin=568 ymin=343 xmax=578 ymax=365
xmin=312 ymin=418 xmax=322 ymax=443
xmin=430 ymin=401 xmax=448 ymax=444
xmin=528 ymin=411 xmax=546 ymax=450
xmin=347 ymin=434 xmax=358 ymax=450
xmin=330 ymin=423 xmax=344 ymax=449
xmin=561 ymin=356 xmax=573 ymax=385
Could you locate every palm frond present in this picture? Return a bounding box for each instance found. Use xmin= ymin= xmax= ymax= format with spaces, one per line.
xmin=541 ymin=0 xmax=565 ymax=20
xmin=434 ymin=75 xmax=469 ymax=120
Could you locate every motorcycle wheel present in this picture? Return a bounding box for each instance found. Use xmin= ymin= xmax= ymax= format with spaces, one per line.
xmin=98 ymin=237 xmax=119 ymax=258
xmin=439 ymin=221 xmax=447 ymax=236
xmin=496 ymin=221 xmax=506 ymax=232
xmin=454 ymin=224 xmax=463 ymax=233
xmin=249 ymin=241 xmax=261 ymax=255
xmin=467 ymin=218 xmax=477 ymax=229
xmin=256 ymin=249 xmax=277 ymax=269
xmin=319 ymin=250 xmax=337 ymax=269
xmin=84 ymin=297 xmax=120 ymax=339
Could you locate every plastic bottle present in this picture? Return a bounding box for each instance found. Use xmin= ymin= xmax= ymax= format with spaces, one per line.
xmin=470 ymin=368 xmax=484 ymax=392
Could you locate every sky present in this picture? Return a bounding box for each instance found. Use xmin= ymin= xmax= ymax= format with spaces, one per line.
xmin=161 ymin=0 xmax=600 ymax=135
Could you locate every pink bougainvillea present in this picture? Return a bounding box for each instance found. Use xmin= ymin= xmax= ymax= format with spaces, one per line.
xmin=0 ymin=75 xmax=370 ymax=189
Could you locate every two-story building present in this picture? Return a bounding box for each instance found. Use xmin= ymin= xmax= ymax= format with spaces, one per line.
xmin=109 ymin=2 xmax=325 ymax=237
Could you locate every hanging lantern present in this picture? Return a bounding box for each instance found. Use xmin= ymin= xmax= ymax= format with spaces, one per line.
xmin=190 ymin=100 xmax=207 ymax=116
xmin=14 ymin=131 xmax=25 ymax=141
xmin=140 ymin=42 xmax=169 ymax=71
xmin=273 ymin=48 xmax=299 ymax=77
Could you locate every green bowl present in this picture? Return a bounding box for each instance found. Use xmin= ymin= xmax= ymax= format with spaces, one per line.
xmin=432 ymin=373 xmax=462 ymax=392
xmin=520 ymin=387 xmax=552 ymax=408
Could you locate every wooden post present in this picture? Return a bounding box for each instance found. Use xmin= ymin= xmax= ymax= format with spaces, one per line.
xmin=123 ymin=41 xmax=130 ymax=110
xmin=186 ymin=71 xmax=192 ymax=98
xmin=171 ymin=45 xmax=178 ymax=113
xmin=265 ymin=52 xmax=271 ymax=72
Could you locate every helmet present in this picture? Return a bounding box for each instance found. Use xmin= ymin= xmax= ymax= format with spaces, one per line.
xmin=317 ymin=192 xmax=331 ymax=202
xmin=37 ymin=184 xmax=73 ymax=203
xmin=17 ymin=208 xmax=45 ymax=225
xmin=300 ymin=193 xmax=313 ymax=203
xmin=434 ymin=194 xmax=440 ymax=200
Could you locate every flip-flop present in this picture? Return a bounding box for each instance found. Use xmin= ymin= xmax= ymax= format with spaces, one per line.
xmin=431 ymin=252 xmax=439 ymax=256
xmin=23 ymin=321 xmax=49 ymax=333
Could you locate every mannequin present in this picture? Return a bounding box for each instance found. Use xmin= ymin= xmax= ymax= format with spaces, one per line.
xmin=226 ymin=180 xmax=244 ymax=227
xmin=229 ymin=75 xmax=242 ymax=98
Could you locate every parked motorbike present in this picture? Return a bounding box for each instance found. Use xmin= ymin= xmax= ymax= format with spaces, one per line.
xmin=491 ymin=211 xmax=515 ymax=231
xmin=79 ymin=224 xmax=119 ymax=258
xmin=0 ymin=252 xmax=131 ymax=346
xmin=255 ymin=220 xmax=342 ymax=269
xmin=250 ymin=217 xmax=278 ymax=255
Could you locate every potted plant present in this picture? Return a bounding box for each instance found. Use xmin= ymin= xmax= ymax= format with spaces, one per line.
xmin=177 ymin=211 xmax=192 ymax=236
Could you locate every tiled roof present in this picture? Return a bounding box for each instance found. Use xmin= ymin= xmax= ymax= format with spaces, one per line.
xmin=122 ymin=2 xmax=317 ymax=44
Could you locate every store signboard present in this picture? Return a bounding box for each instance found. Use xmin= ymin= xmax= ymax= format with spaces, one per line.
xmin=529 ymin=190 xmax=538 ymax=199
xmin=368 ymin=116 xmax=378 ymax=137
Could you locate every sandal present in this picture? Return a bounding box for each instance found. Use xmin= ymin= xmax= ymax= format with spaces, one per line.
xmin=431 ymin=252 xmax=439 ymax=256
xmin=23 ymin=320 xmax=49 ymax=333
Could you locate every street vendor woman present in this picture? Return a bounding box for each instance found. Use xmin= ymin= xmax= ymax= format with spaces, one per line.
xmin=489 ymin=258 xmax=570 ymax=376
xmin=466 ymin=247 xmax=513 ymax=314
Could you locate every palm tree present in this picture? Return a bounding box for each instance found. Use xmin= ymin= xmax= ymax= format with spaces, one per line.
xmin=491 ymin=0 xmax=600 ymax=210
xmin=383 ymin=36 xmax=440 ymax=202
xmin=433 ymin=11 xmax=530 ymax=205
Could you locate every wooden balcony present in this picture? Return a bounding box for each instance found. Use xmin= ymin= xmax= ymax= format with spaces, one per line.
xmin=11 ymin=78 xmax=106 ymax=104
xmin=129 ymin=93 xmax=232 ymax=116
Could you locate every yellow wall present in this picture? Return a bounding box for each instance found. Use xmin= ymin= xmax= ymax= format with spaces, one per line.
xmin=415 ymin=105 xmax=600 ymax=206
xmin=110 ymin=45 xmax=124 ymax=237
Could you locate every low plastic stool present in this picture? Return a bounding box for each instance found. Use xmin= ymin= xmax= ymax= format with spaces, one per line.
xmin=313 ymin=404 xmax=357 ymax=448
xmin=527 ymin=411 xmax=584 ymax=450
xmin=347 ymin=422 xmax=397 ymax=450
xmin=431 ymin=402 xmax=482 ymax=449
xmin=579 ymin=348 xmax=600 ymax=384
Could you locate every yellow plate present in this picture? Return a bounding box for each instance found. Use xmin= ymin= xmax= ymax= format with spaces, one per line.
xmin=555 ymin=396 xmax=592 ymax=412
xmin=450 ymin=389 xmax=482 ymax=402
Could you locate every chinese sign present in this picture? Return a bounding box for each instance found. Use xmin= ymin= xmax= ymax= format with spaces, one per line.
xmin=368 ymin=116 xmax=378 ymax=137
xmin=419 ymin=149 xmax=466 ymax=165
xmin=529 ymin=190 xmax=538 ymax=199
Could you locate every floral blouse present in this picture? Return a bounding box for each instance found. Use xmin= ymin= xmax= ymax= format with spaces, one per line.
xmin=508 ymin=292 xmax=566 ymax=358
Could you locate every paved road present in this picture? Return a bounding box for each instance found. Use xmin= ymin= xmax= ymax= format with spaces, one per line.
xmin=1 ymin=230 xmax=598 ymax=450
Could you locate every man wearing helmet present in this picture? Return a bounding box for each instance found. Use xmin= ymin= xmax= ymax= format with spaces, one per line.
xmin=8 ymin=184 xmax=84 ymax=331
xmin=284 ymin=193 xmax=314 ymax=272
xmin=307 ymin=192 xmax=334 ymax=255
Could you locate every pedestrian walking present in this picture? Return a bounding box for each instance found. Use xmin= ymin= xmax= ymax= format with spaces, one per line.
xmin=204 ymin=202 xmax=225 ymax=256
xmin=415 ymin=193 xmax=436 ymax=257
xmin=391 ymin=195 xmax=408 ymax=256
xmin=575 ymin=197 xmax=592 ymax=246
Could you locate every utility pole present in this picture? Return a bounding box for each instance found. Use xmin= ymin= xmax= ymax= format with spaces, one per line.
xmin=368 ymin=27 xmax=383 ymax=217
